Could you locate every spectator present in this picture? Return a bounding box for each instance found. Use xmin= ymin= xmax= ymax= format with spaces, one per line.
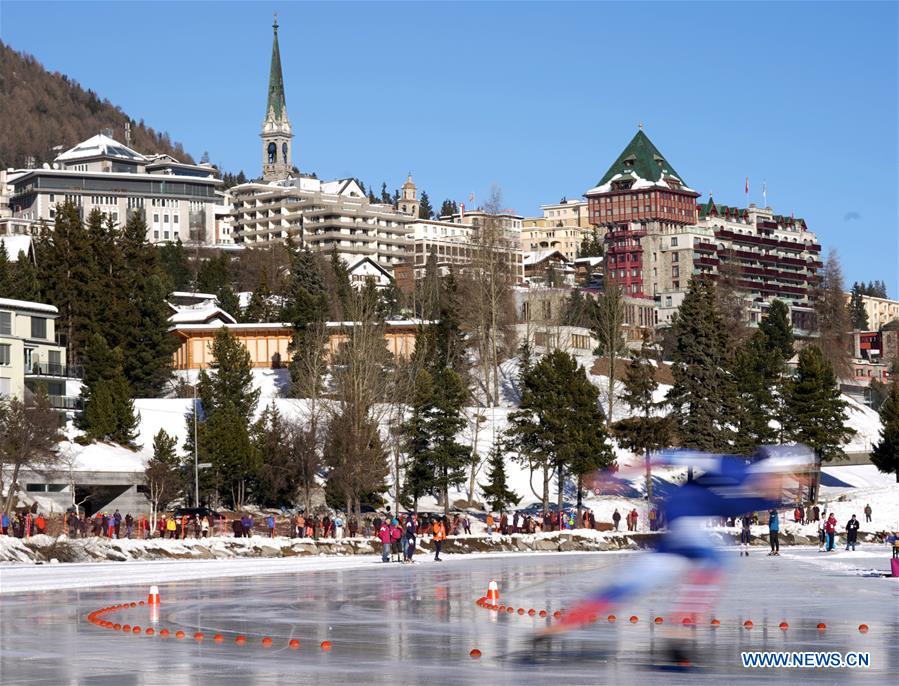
xmin=377 ymin=519 xmax=391 ymax=563
xmin=612 ymin=509 xmax=621 ymax=531
xmin=845 ymin=514 xmax=860 ymax=551
xmin=231 ymin=517 xmax=244 ymax=538
xmin=106 ymin=513 xmax=116 ymax=539
xmin=166 ymin=516 xmax=177 ymax=539
xmin=486 ymin=513 xmax=495 ymax=535
xmin=648 ymin=508 xmax=657 ymax=532
xmin=462 ymin=515 xmax=471 ymax=535
xmin=767 ymin=509 xmax=780 ymax=556
xmin=812 ymin=504 xmax=820 ymax=522
xmin=500 ymin=512 xmax=508 ymax=536
xmin=334 ymin=514 xmax=344 ymax=539
xmin=348 ymin=515 xmax=358 ymax=538
xmin=391 ymin=518 xmax=403 ymax=562
xmin=1 ymin=511 xmax=8 ymax=535
xmin=433 ymin=517 xmax=446 ymax=562
xmin=405 ymin=516 xmax=417 ymax=563
xmin=825 ymin=512 xmax=838 ymax=552
xmin=793 ymin=505 xmax=802 ymax=524
xmin=864 ymin=504 xmax=872 ymax=523
xmin=805 ymin=504 xmax=813 ymax=525
xmin=125 ymin=513 xmax=134 ymax=539
xmin=266 ymin=514 xmax=276 ymax=538
xmin=201 ymin=516 xmax=210 ymax=538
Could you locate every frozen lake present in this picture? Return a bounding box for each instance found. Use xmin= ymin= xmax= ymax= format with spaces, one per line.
xmin=1 ymin=547 xmax=896 ymax=685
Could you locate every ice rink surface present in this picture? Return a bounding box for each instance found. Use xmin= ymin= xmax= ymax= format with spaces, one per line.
xmin=1 ymin=548 xmax=897 ymax=685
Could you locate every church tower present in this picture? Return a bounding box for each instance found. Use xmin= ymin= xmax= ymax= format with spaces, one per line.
xmin=398 ymin=174 xmax=420 ymax=217
xmin=261 ymin=15 xmax=293 ymax=181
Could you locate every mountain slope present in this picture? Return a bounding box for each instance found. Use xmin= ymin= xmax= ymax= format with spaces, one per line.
xmin=0 ymin=42 xmax=194 ymax=168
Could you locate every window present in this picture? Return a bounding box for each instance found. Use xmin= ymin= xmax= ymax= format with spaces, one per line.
xmin=672 ymin=253 xmax=679 ymax=263
xmin=665 ymin=296 xmax=672 ymax=307
xmin=31 ymin=317 xmax=47 ymax=340
xmin=0 ymin=312 xmax=10 ymax=335
xmin=672 ymin=266 xmax=680 ymax=278
xmin=153 ymin=214 xmax=160 ymax=224
xmin=0 ymin=343 xmax=10 ymax=365
xmin=671 ymin=237 xmax=678 ymax=247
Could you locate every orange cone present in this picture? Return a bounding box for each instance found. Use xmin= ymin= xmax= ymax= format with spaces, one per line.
xmin=147 ymin=585 xmax=161 ymax=606
xmin=486 ymin=580 xmax=500 ymax=606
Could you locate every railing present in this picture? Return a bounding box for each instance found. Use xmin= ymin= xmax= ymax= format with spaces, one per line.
xmin=48 ymin=395 xmax=83 ymax=411
xmin=26 ymin=363 xmax=83 ymax=379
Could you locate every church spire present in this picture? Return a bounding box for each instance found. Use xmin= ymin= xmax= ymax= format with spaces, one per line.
xmin=261 ymin=14 xmax=293 ymax=181
xmin=266 ymin=13 xmax=286 ymax=121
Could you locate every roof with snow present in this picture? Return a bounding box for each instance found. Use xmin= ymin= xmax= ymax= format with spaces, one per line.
xmin=55 ymin=134 xmax=146 ymax=164
xmin=585 ymin=130 xmax=695 ymax=196
xmin=0 ymin=297 xmax=58 ymax=315
xmin=168 ymin=306 xmax=237 ymax=326
xmin=524 ymin=249 xmax=571 ymax=266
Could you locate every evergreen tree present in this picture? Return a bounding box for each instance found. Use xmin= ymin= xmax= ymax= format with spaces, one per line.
xmin=759 ymin=299 xmax=794 ymax=360
xmin=439 ymin=199 xmax=458 ymax=217
xmin=215 ymin=282 xmax=241 ymax=319
xmin=145 ymin=429 xmax=184 ymax=522
xmin=479 ymin=440 xmax=520 ymax=512
xmin=242 ymin=267 xmax=276 ymax=323
xmin=79 ymin=333 xmax=139 ymax=445
xmin=197 ymin=252 xmax=232 ymax=294
xmin=0 ymin=242 xmax=11 ymax=296
xmin=418 ymin=191 xmax=434 ymax=219
xmin=576 ymin=228 xmax=604 ymax=258
xmin=36 ymin=202 xmax=99 ymax=362
xmin=9 ymin=251 xmax=41 ymax=301
xmin=328 ymin=248 xmax=353 ymax=319
xmin=667 ymin=278 xmax=739 ymax=453
xmin=612 ymin=331 xmax=671 ymax=501
xmin=507 ymin=350 xmax=614 ymax=518
xmin=158 ymin=239 xmax=192 ymax=291
xmin=205 ymin=402 xmax=259 ymax=509
xmin=731 ymin=331 xmax=780 ymax=452
xmin=870 ymin=382 xmax=899 ymax=482
xmin=592 ymin=283 xmax=627 ymax=423
xmin=784 ymin=345 xmax=854 ymax=501
xmin=283 ymin=247 xmax=329 ymax=394
xmin=848 ymin=283 xmax=869 ymax=330
xmin=380 ymin=182 xmax=392 ymax=204
xmin=401 ymin=369 xmax=434 ymax=511
xmin=561 ymin=289 xmax=594 ymax=328
xmin=117 ymin=211 xmax=177 ymax=397
xmin=252 ymin=402 xmax=300 ymax=506
xmin=198 ymin=327 xmax=260 ymax=418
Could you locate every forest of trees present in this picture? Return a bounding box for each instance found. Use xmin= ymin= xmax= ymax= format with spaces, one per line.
xmin=0 ymin=42 xmax=194 ymax=169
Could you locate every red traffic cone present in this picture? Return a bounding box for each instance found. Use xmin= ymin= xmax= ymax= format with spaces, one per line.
xmin=486 ymin=580 xmax=500 ymax=606
xmin=147 ymin=585 xmax=161 ymax=606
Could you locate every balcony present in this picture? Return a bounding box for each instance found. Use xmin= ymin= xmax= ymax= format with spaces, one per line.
xmin=25 ymin=363 xmax=83 ymax=379
xmin=48 ymin=395 xmax=83 ymax=411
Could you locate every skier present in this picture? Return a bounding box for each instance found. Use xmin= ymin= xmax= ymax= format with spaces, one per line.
xmin=739 ymin=513 xmax=752 ymax=556
xmin=539 ymin=445 xmax=813 ymax=662
xmin=845 ymin=514 xmax=860 ymax=551
xmin=767 ymin=509 xmax=780 ymax=556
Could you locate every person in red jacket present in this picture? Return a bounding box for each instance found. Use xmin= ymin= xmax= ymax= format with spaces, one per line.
xmin=377 ymin=519 xmax=392 ymax=563
xmin=824 ymin=512 xmax=838 ymax=551
xmin=432 ymin=517 xmax=446 ymax=562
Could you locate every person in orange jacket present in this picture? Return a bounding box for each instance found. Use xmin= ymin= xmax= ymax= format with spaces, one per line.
xmin=432 ymin=516 xmax=447 ymax=562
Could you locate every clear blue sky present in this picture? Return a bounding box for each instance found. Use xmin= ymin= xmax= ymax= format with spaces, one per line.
xmin=2 ymin=1 xmax=896 ymax=295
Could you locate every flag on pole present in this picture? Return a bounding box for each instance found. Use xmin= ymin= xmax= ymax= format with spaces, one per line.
xmin=744 ymin=177 xmax=749 ymax=195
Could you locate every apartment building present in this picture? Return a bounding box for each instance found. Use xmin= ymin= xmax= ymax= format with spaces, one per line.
xmin=0 ymin=297 xmax=80 ymax=410
xmin=6 ymin=134 xmax=222 ymax=244
xmin=521 ymin=198 xmax=592 ymax=260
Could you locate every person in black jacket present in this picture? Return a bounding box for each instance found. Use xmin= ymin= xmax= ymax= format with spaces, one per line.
xmin=845 ymin=514 xmax=860 ymax=551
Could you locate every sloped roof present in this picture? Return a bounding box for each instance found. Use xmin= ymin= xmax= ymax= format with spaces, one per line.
xmin=56 ymin=134 xmax=146 ymax=163
xmin=596 ymin=129 xmax=686 ymax=187
xmin=266 ymin=18 xmax=287 ymax=121
xmin=524 ymin=249 xmax=570 ymax=266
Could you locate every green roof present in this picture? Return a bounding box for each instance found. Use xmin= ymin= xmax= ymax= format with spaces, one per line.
xmin=597 ymin=129 xmax=686 ymax=186
xmin=266 ymin=19 xmax=287 ymax=121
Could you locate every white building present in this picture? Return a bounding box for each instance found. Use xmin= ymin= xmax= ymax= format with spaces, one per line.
xmin=0 ymin=297 xmax=80 ymax=411
xmin=6 ymin=133 xmax=222 ymax=245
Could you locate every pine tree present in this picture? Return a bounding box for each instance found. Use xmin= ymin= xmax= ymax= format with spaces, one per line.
xmin=158 ymin=239 xmax=192 ymax=291
xmin=667 ymin=278 xmax=739 ymax=453
xmin=0 ymin=242 xmax=11 ymax=296
xmin=283 ymin=247 xmax=329 ymax=394
xmin=205 ymin=402 xmax=259 ymax=509
xmin=252 ymin=402 xmax=299 ymax=506
xmin=612 ymin=331 xmax=671 ymax=501
xmin=871 ymin=382 xmax=899 ymax=482
xmin=328 ymin=248 xmax=353 ymax=319
xmin=784 ymin=345 xmax=854 ymax=501
xmin=479 ymin=440 xmax=520 ymax=512
xmin=9 ymin=251 xmax=41 ymax=301
xmin=145 ymin=429 xmax=183 ymax=523
xmin=759 ymin=299 xmax=794 ymax=360
xmin=242 ymin=268 xmax=275 ymax=323
xmin=507 ymin=350 xmax=614 ymax=517
xmin=592 ymin=284 xmax=627 ymax=423
xmin=380 ymin=182 xmax=391 ymax=204
xmin=731 ymin=331 xmax=780 ymax=452
xmin=198 ymin=327 xmax=260 ymax=418
xmin=402 ymin=369 xmax=435 ymax=511
xmin=439 ymin=199 xmax=458 ymax=217
xmin=79 ymin=333 xmax=139 ymax=445
xmin=197 ymin=252 xmax=232 ymax=294
xmin=36 ymin=202 xmax=99 ymax=362
xmin=848 ymin=283 xmax=869 ymax=330
xmin=418 ymin=191 xmax=434 ymax=219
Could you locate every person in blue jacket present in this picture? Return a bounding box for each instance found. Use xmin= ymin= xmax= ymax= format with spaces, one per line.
xmin=768 ymin=509 xmax=780 ymax=556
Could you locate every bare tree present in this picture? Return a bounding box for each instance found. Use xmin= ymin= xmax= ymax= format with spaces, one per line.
xmin=0 ymin=391 xmax=63 ymax=515
xmin=461 ymin=186 xmax=517 ymax=407
xmin=813 ymin=249 xmax=851 ymax=378
xmin=592 ymin=283 xmax=627 ymax=423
